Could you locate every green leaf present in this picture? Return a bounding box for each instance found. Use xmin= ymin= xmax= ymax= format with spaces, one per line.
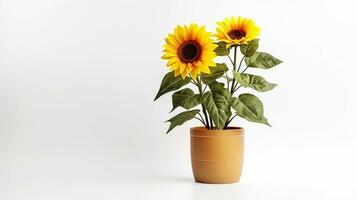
xmin=166 ymin=109 xmax=200 ymax=134
xmin=233 ymin=71 xmax=277 ymax=92
xmin=201 ymin=63 xmax=228 ymax=84
xmin=232 ymin=71 xmax=250 ymax=87
xmin=202 ymin=82 xmax=232 ymax=129
xmin=231 ymin=93 xmax=270 ymax=126
xmin=171 ymin=88 xmax=200 ymax=112
xmin=240 ymin=39 xmax=259 ymax=57
xmin=154 ymin=71 xmax=191 ymax=101
xmin=214 ymin=42 xmax=230 ymax=56
xmin=245 ymin=52 xmax=282 ymax=69
xmin=208 ymin=80 xmax=226 ymax=91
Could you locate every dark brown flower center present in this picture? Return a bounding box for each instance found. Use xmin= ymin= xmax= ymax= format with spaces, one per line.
xmin=178 ymin=41 xmax=201 ymax=63
xmin=228 ymin=29 xmax=246 ymax=40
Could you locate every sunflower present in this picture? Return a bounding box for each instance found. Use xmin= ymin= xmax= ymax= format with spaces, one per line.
xmin=162 ymin=24 xmax=217 ymax=80
xmin=215 ymin=16 xmax=260 ymax=46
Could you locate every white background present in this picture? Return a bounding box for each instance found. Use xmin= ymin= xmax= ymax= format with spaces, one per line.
xmin=1 ymin=0 xmax=357 ymax=199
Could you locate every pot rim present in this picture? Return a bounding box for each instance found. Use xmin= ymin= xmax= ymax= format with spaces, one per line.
xmin=190 ymin=126 xmax=244 ymax=137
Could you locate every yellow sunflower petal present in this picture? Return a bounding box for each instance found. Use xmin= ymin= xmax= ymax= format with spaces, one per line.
xmin=162 ymin=23 xmax=217 ymax=79
xmin=167 ymin=57 xmax=180 ymax=66
xmin=174 ymin=68 xmax=181 ymax=77
xmin=181 ymin=70 xmax=187 ymax=79
xmin=169 ymin=62 xmax=181 ymax=71
xmin=179 ymin=63 xmax=187 ymax=73
xmin=215 ymin=16 xmax=260 ymax=45
xmin=186 ymin=63 xmax=193 ymax=73
xmin=161 ymin=52 xmax=177 ymax=59
xmin=200 ymin=65 xmax=211 ymax=74
xmin=190 ymin=68 xmax=199 ymax=80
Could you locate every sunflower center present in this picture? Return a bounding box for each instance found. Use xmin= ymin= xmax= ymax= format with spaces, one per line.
xmin=178 ymin=41 xmax=201 ymax=63
xmin=228 ymin=29 xmax=246 ymax=40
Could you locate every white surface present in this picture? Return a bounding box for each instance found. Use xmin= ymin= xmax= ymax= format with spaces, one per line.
xmin=2 ymin=134 xmax=357 ymax=199
xmin=1 ymin=0 xmax=357 ymax=199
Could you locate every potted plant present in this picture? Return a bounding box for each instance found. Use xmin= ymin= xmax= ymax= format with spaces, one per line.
xmin=154 ymin=16 xmax=282 ymax=184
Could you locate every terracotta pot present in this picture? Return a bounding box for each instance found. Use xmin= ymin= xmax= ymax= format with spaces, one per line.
xmin=190 ymin=126 xmax=244 ymax=184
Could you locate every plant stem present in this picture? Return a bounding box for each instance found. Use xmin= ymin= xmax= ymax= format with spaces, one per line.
xmin=228 ymin=55 xmax=235 ymax=66
xmin=197 ymin=76 xmax=210 ymax=129
xmin=224 ymin=114 xmax=237 ymax=128
xmin=230 ymin=46 xmax=238 ymax=94
xmin=191 ymin=81 xmax=198 ymax=86
xmin=232 ymin=60 xmax=248 ymax=92
xmin=226 ymin=46 xmax=238 ymax=129
xmin=194 ymin=117 xmax=206 ymax=126
xmin=237 ymin=56 xmax=245 ymax=72
xmin=207 ymin=117 xmax=212 ymax=129
xmin=233 ymin=46 xmax=238 ymax=70
xmin=203 ymin=84 xmax=208 ymax=93
xmin=233 ymin=84 xmax=242 ymax=93
xmin=241 ymin=66 xmax=248 ymax=73
xmin=190 ymin=76 xmax=198 ymax=86
xmin=197 ymin=113 xmax=206 ymax=127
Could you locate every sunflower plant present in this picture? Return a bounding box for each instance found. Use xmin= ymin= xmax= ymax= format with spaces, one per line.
xmin=154 ymin=17 xmax=282 ymax=133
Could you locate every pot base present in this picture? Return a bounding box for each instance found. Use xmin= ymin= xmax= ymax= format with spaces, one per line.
xmin=194 ymin=179 xmax=240 ymax=184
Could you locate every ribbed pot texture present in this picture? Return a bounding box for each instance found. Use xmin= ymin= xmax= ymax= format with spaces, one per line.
xmin=190 ymin=126 xmax=244 ymax=184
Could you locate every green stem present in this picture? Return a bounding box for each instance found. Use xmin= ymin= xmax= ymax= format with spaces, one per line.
xmin=224 ymin=114 xmax=237 ymax=128
xmin=194 ymin=117 xmax=206 ymax=126
xmin=197 ymin=76 xmax=210 ymax=129
xmin=226 ymin=46 xmax=238 ymax=129
xmin=233 ymin=46 xmax=238 ymax=70
xmin=228 ymin=55 xmax=235 ymax=66
xmin=203 ymin=84 xmax=208 ymax=93
xmin=237 ymin=56 xmax=245 ymax=72
xmin=233 ymin=84 xmax=242 ymax=93
xmin=191 ymin=81 xmax=198 ymax=86
xmin=197 ymin=113 xmax=206 ymax=127
xmin=232 ymin=61 xmax=247 ymax=92
xmin=241 ymin=66 xmax=248 ymax=73
xmin=227 ymin=57 xmax=247 ymax=127
xmin=230 ymin=46 xmax=238 ymax=94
